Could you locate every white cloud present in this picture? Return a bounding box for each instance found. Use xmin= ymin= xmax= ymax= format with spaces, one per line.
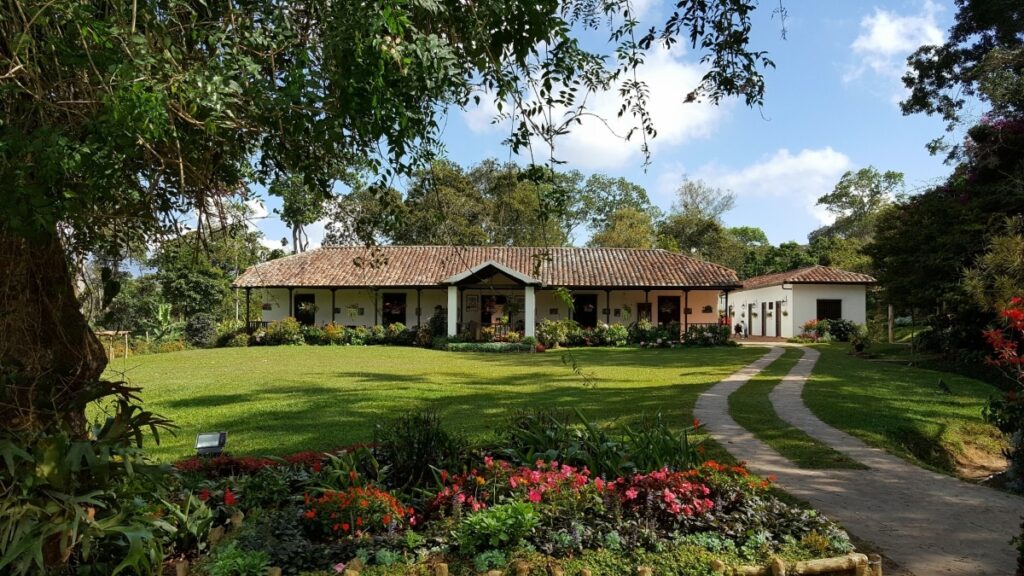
xmin=846 ymin=0 xmax=943 ymax=83
xmin=695 ymin=147 xmax=853 ymax=226
xmin=245 ymin=198 xmax=268 ymax=220
xmin=460 ymin=44 xmax=728 ymax=170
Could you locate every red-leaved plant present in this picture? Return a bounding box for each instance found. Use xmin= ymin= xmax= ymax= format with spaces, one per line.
xmin=983 ymin=296 xmax=1024 ymax=487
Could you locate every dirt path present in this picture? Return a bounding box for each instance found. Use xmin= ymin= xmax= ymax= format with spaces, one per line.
xmin=694 ymin=346 xmax=1024 ymax=576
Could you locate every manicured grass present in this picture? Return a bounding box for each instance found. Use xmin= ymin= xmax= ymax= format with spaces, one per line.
xmin=102 ymin=346 xmax=765 ymax=461
xmin=803 ymin=343 xmax=1005 ymax=475
xmin=729 ymin=348 xmax=865 ymax=469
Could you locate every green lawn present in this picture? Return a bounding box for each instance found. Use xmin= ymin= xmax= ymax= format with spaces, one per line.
xmin=803 ymin=343 xmax=1005 ymax=475
xmin=103 ymin=346 xmax=764 ymax=461
xmin=729 ymin=348 xmax=865 ymax=469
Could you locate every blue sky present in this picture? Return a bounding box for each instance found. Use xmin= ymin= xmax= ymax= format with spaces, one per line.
xmin=249 ymin=0 xmax=964 ymax=250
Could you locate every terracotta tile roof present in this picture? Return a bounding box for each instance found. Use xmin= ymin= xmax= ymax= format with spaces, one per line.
xmin=233 ymin=246 xmax=741 ymax=289
xmin=740 ymin=265 xmax=876 ymax=290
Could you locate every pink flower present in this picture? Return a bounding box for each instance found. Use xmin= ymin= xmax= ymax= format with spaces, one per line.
xmin=594 ymin=478 xmax=605 ymax=491
xmin=528 ymin=489 xmax=542 ymax=503
xmin=334 ymin=563 xmax=347 ymax=573
xmin=509 ymin=476 xmax=519 ymax=489
xmin=625 ymin=487 xmax=638 ymax=500
xmin=484 ymin=456 xmax=494 ymax=468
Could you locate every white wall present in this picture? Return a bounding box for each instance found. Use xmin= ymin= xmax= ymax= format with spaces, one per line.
xmin=252 ymin=286 xmax=725 ymax=330
xmin=727 ymin=285 xmax=793 ymax=338
xmin=729 ymin=283 xmax=868 ymax=338
xmin=791 ymin=284 xmax=867 ymax=329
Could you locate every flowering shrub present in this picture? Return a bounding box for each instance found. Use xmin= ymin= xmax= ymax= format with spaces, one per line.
xmin=611 ymin=468 xmax=714 ymax=523
xmin=302 ymin=486 xmax=409 ymax=540
xmin=266 ymin=317 xmax=305 ymax=345
xmin=983 ymin=297 xmax=1024 ymax=488
xmin=799 ymin=319 xmax=832 ymax=342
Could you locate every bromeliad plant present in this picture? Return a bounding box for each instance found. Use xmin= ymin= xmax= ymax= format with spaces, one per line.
xmin=0 ymin=386 xmax=174 ymax=576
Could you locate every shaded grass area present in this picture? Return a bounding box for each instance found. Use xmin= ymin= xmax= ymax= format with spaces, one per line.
xmin=804 ymin=343 xmax=1005 ymax=475
xmin=102 ymin=346 xmax=765 ymax=461
xmin=729 ymin=349 xmax=865 ymax=469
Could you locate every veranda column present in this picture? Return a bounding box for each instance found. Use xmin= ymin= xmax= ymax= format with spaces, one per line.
xmin=524 ymin=286 xmax=536 ymax=338
xmin=447 ymin=285 xmax=458 ymax=337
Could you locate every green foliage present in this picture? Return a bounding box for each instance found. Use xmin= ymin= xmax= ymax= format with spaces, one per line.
xmin=234 ymin=509 xmax=331 ymax=574
xmin=536 ymin=319 xmax=577 ymax=348
xmin=622 ymin=414 xmax=703 ymax=473
xmin=373 ymin=412 xmax=468 ymax=491
xmin=265 ymin=318 xmax=305 ymax=346
xmin=964 ymin=216 xmax=1024 ymax=312
xmin=683 ymin=325 xmax=732 ymax=346
xmin=901 ymin=0 xmax=1024 ymax=159
xmin=207 ymin=542 xmax=270 ymax=576
xmin=446 ymin=342 xmax=533 ymax=353
xmin=500 ymin=408 xmax=703 ymax=478
xmin=472 ymin=550 xmax=508 ymax=572
xmin=184 ymin=313 xmax=218 ymax=348
xmin=0 ymin=395 xmax=174 ymax=575
xmin=158 ymin=492 xmax=215 ymax=560
xmin=456 ymin=502 xmax=538 ymax=552
xmin=824 ymin=319 xmax=857 ymax=342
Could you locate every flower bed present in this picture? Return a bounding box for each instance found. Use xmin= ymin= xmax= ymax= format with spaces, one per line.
xmin=164 ymin=417 xmax=854 ymax=576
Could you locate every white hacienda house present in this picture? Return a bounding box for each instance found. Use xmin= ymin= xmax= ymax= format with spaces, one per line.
xmin=727 ymin=265 xmax=876 ymax=339
xmin=232 ymin=246 xmax=742 ymax=338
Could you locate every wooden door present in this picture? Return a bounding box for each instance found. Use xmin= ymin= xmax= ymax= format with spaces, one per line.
xmin=775 ymin=301 xmax=783 ymax=337
xmin=761 ymin=302 xmax=767 ymax=336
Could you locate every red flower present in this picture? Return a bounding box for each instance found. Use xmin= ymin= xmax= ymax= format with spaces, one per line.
xmin=342 ymin=522 xmax=350 ymax=532
xmin=382 ymin=514 xmax=392 ymax=525
xmin=224 ymin=487 xmax=237 ymax=506
xmin=692 ymin=418 xmax=701 ymax=430
xmin=198 ymin=488 xmax=210 ymax=502
xmin=305 ymin=509 xmax=316 ymax=519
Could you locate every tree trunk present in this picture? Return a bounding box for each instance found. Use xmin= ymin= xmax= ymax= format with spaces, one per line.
xmin=0 ymin=227 xmax=107 ymax=436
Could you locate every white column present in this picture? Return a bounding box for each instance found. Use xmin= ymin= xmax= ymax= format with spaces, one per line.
xmin=524 ymin=285 xmax=536 ymax=338
xmin=447 ymin=285 xmax=458 ymax=337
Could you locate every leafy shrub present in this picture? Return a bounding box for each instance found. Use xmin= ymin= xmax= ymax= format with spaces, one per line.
xmin=522 ymin=336 xmax=537 ymax=347
xmin=455 ymin=502 xmax=538 ymax=552
xmin=507 ymin=331 xmax=523 ymax=343
xmin=385 ymin=322 xmax=407 ymax=343
xmin=415 ymin=326 xmax=433 ymax=347
xmin=266 ymin=317 xmax=304 ymax=345
xmin=826 ymin=319 xmax=857 ymax=342
xmin=234 ymin=509 xmax=332 ymax=574
xmin=207 ymin=542 xmax=270 ymax=576
xmin=322 ymin=322 xmax=349 ymax=345
xmin=537 ymin=319 xmax=574 ymax=347
xmin=622 ymin=414 xmax=703 ymax=472
xmin=480 ymin=325 xmax=496 ymax=342
xmin=226 ymin=332 xmax=250 ymax=347
xmin=500 ymin=408 xmax=630 ymax=478
xmin=605 ymin=323 xmax=629 ymax=347
xmin=159 ymin=492 xmax=215 ymax=561
xmin=629 ymin=318 xmax=658 ymax=344
xmin=0 ymin=398 xmax=172 ymax=576
xmin=350 ymin=325 xmax=370 ymax=346
xmin=683 ymin=324 xmax=731 ymax=346
xmin=185 ymin=312 xmax=218 ymax=348
xmin=302 ymin=325 xmax=325 ymax=345
xmin=369 ymin=324 xmax=387 ymax=344
xmin=447 ymin=342 xmax=532 ymax=353
xmin=302 ymin=486 xmax=408 ymax=540
xmin=373 ymin=412 xmax=468 ymax=491
xmin=849 ymin=324 xmax=871 ymax=354
xmin=431 ymin=336 xmax=449 ymax=350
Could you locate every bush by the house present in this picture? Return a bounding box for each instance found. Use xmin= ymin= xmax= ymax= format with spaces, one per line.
xmin=683 ymin=324 xmax=732 ymax=346
xmin=265 ymin=317 xmax=304 ymax=345
xmin=184 ymin=312 xmax=218 ymax=348
xmin=447 ymin=342 xmax=533 ymax=353
xmin=826 ymin=319 xmax=857 ymax=342
xmin=536 ymin=318 xmax=573 ymax=347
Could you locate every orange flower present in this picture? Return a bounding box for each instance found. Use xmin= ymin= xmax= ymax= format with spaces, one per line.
xmin=304 ymin=509 xmax=316 ymax=519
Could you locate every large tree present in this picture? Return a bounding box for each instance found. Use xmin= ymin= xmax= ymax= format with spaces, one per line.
xmin=657 ymin=178 xmax=735 ymax=259
xmin=0 ymin=0 xmax=773 ymax=437
xmin=902 ymin=0 xmax=1024 ymax=159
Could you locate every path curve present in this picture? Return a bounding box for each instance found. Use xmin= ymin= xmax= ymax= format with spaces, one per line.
xmin=695 ymin=346 xmax=1024 ymax=576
